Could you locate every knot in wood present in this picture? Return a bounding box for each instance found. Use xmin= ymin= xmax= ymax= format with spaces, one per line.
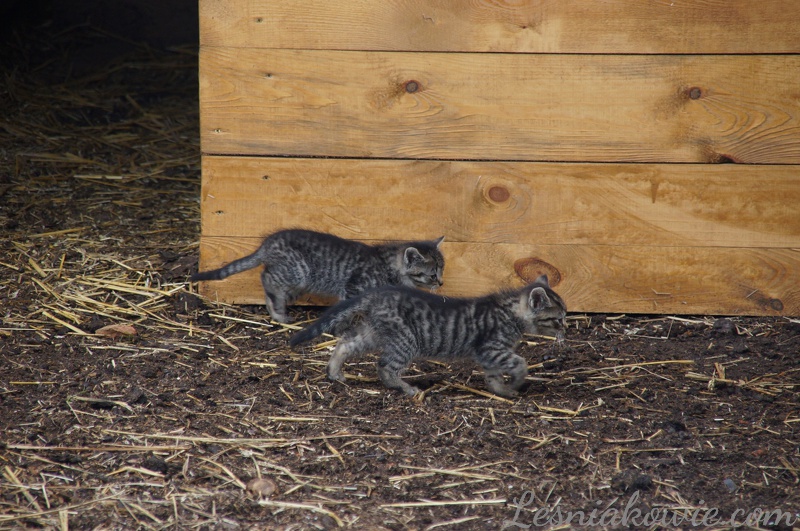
xmin=404 ymin=80 xmax=419 ymax=94
xmin=514 ymin=258 xmax=561 ymax=286
xmin=487 ymin=185 xmax=510 ymax=203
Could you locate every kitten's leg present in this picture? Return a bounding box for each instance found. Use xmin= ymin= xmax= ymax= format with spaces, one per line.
xmin=260 ymin=269 xmax=289 ymax=323
xmin=482 ymin=352 xmax=527 ymax=398
xmin=327 ymin=332 xmax=371 ymax=383
xmin=505 ymin=353 xmax=529 ymax=392
xmin=377 ymin=351 xmax=419 ymax=396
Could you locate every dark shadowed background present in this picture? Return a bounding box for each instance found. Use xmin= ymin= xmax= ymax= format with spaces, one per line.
xmin=1 ymin=0 xmax=197 ymax=77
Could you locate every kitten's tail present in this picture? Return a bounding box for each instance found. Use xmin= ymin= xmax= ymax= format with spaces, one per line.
xmin=190 ymin=252 xmax=264 ymax=282
xmin=289 ymin=296 xmax=363 ymax=348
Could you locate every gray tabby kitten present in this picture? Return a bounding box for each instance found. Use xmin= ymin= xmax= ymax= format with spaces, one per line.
xmin=191 ymin=229 xmax=445 ymax=323
xmin=290 ymin=275 xmax=566 ymax=398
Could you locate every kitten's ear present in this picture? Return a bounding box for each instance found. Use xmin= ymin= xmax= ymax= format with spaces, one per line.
xmin=535 ymin=274 xmax=550 ymax=287
xmin=434 ymin=236 xmax=445 ymax=249
xmin=528 ymin=287 xmax=552 ymax=312
xmin=404 ymin=247 xmax=425 ymax=266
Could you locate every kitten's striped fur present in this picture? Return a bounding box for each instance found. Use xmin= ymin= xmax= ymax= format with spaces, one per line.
xmin=191 ymin=229 xmax=445 ymax=323
xmin=290 ymin=275 xmax=566 ymax=397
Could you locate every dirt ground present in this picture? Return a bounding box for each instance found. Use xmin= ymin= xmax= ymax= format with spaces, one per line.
xmin=1 ymin=27 xmax=799 ymax=531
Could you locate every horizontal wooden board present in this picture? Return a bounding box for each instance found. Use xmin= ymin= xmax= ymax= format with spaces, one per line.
xmin=196 ymin=237 xmax=799 ymax=316
xmin=200 ymin=157 xmax=800 ymax=249
xmin=200 ymin=50 xmax=800 ymax=163
xmin=199 ymin=0 xmax=800 ymax=54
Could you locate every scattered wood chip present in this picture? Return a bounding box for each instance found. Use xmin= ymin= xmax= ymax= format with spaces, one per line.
xmin=246 ymin=477 xmax=277 ymax=499
xmin=95 ymin=323 xmax=137 ymax=338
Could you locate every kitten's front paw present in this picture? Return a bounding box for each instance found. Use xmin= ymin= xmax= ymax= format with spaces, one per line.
xmin=269 ymin=314 xmax=290 ymax=324
xmin=485 ymin=377 xmax=521 ymax=399
xmin=327 ymin=368 xmax=346 ymax=383
xmin=487 ymin=383 xmax=519 ymax=399
xmin=403 ymin=385 xmax=422 ymax=397
xmin=497 ymin=388 xmax=519 ymax=399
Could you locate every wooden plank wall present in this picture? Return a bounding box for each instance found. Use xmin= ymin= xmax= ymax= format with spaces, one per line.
xmin=198 ymin=0 xmax=800 ymax=316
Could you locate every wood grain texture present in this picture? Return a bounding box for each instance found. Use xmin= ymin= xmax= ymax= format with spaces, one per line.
xmin=197 ymin=0 xmax=800 ymax=316
xmin=197 ymin=236 xmax=799 ymax=316
xmin=200 ymin=49 xmax=800 ymax=163
xmin=200 ymin=157 xmax=800 ymax=249
xmin=199 ymin=0 xmax=800 ymax=54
